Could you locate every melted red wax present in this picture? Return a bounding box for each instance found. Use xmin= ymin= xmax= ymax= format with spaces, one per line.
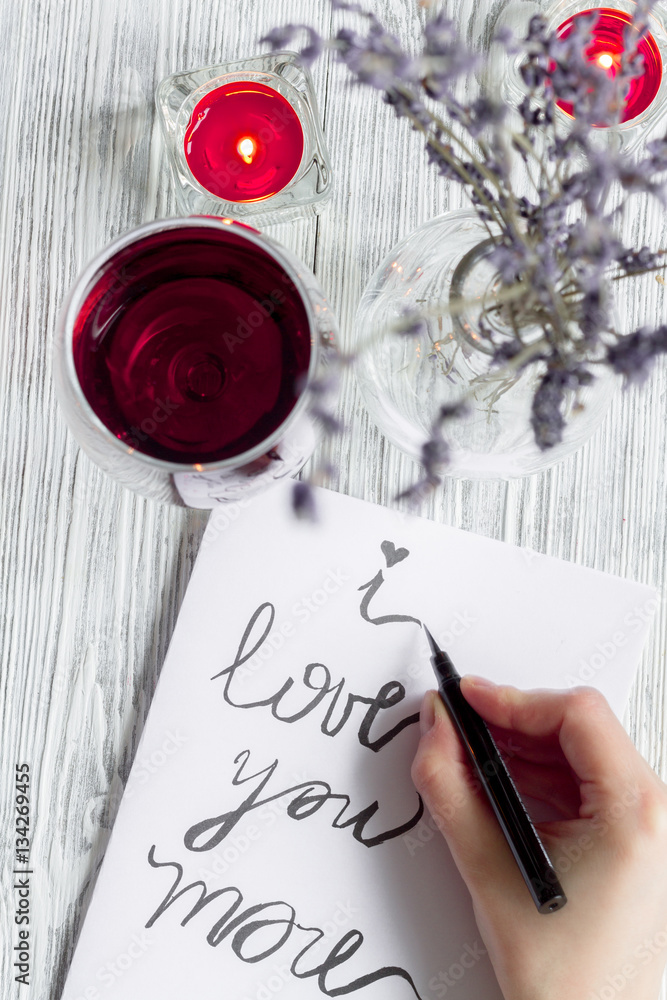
xmin=555 ymin=8 xmax=662 ymax=123
xmin=184 ymin=81 xmax=305 ymax=202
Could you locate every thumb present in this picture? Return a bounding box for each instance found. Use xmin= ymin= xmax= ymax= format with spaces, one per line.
xmin=411 ymin=690 xmax=533 ymax=904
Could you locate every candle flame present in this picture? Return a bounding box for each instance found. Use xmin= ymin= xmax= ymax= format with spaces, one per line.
xmin=598 ymin=52 xmax=613 ymax=69
xmin=237 ymin=136 xmax=257 ymax=164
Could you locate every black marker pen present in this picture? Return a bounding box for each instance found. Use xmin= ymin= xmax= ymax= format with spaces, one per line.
xmin=424 ymin=627 xmax=567 ymax=914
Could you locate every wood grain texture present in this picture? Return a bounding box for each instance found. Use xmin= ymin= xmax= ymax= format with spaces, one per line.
xmin=0 ymin=1 xmax=666 ymax=998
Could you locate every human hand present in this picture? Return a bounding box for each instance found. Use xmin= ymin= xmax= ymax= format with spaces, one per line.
xmin=411 ymin=681 xmax=667 ymax=1000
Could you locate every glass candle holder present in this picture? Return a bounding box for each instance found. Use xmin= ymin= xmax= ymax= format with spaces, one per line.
xmin=552 ymin=6 xmax=662 ymax=122
xmin=53 ymin=217 xmax=337 ymax=507
xmin=156 ymin=51 xmax=332 ymax=224
xmin=495 ymin=0 xmax=667 ymax=154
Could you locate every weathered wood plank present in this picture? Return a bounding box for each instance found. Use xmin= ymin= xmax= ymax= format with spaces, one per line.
xmin=0 ymin=1 xmax=665 ymax=998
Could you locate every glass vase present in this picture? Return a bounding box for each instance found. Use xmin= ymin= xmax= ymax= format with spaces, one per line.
xmin=353 ymin=210 xmax=615 ymax=479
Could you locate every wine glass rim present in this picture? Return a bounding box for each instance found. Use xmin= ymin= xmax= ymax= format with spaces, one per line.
xmin=56 ymin=215 xmax=320 ymax=473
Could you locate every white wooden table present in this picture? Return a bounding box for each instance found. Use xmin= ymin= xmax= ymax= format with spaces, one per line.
xmin=1 ymin=1 xmax=666 ymax=997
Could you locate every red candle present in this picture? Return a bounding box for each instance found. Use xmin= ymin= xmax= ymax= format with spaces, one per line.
xmin=555 ymin=7 xmax=662 ymax=122
xmin=184 ymin=81 xmax=305 ymax=202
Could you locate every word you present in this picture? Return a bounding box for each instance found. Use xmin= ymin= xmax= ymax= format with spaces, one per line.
xmin=184 ymin=747 xmax=423 ymax=852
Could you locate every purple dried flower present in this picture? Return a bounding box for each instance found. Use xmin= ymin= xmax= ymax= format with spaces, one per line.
xmin=494 ymin=26 xmax=519 ymax=52
xmin=421 ymin=435 xmax=449 ymax=474
xmin=560 ymin=170 xmax=589 ymax=204
xmin=567 ymin=220 xmax=623 ymax=271
xmin=579 ymin=289 xmax=609 ymax=342
xmin=396 ymin=307 xmax=427 ymax=338
xmin=614 ymin=246 xmax=661 ymax=274
xmin=646 ymin=134 xmax=667 ymax=169
xmin=607 ymin=326 xmax=667 ymax=381
xmin=260 ymin=25 xmax=299 ymax=49
xmin=622 ymin=10 xmax=653 ymax=70
xmin=264 ymin=0 xmax=667 ymax=492
xmin=529 ymin=10 xmax=635 ymax=126
xmin=396 ymin=431 xmax=447 ymax=500
xmin=331 ymin=0 xmax=371 ymax=13
xmin=516 ymin=196 xmax=534 ymax=218
xmin=406 ymin=403 xmax=468 ymax=487
xmin=518 ymin=96 xmax=546 ymax=127
xmin=520 ymin=56 xmax=549 ymax=91
xmin=467 ymin=97 xmax=507 ymax=136
xmin=488 ymin=243 xmax=525 ymax=283
xmin=306 ymin=372 xmax=339 ymax=397
xmin=531 ymin=367 xmax=593 ymax=449
xmin=384 ymin=88 xmax=431 ymax=127
xmin=536 ymin=200 xmax=567 ymax=240
xmin=613 ymin=153 xmax=667 ymax=200
xmin=335 ymin=26 xmax=359 ymax=50
xmin=526 ymin=14 xmax=550 ymax=44
xmin=292 ymin=481 xmax=317 ymax=520
xmin=425 ymin=135 xmax=460 ymax=181
xmin=437 ymin=401 xmax=468 ymax=423
xmin=300 ymin=29 xmax=324 ymax=66
xmin=423 ymin=12 xmax=458 ymax=54
xmin=260 ymin=24 xmax=323 ymax=67
xmin=396 ymin=476 xmax=439 ymax=505
xmin=335 ymin=22 xmax=418 ymax=90
xmin=422 ymin=13 xmax=478 ymax=99
xmin=312 ymin=406 xmax=344 ymax=436
xmin=492 ymin=341 xmax=527 ymax=366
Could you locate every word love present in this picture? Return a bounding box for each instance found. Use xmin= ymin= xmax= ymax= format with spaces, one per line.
xmin=212 ymin=602 xmax=419 ymax=752
xmin=184 ymin=748 xmax=424 ymax=852
xmin=146 ymin=848 xmax=422 ymax=999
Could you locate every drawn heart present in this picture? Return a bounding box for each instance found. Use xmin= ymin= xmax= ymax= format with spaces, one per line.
xmin=381 ymin=540 xmax=410 ymax=568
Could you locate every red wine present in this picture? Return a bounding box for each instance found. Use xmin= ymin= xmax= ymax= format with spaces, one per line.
xmin=555 ymin=8 xmax=662 ymax=123
xmin=184 ymin=81 xmax=305 ymax=202
xmin=73 ymin=225 xmax=311 ymax=463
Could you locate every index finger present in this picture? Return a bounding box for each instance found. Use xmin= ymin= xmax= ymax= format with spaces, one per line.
xmin=460 ymin=678 xmax=640 ymax=796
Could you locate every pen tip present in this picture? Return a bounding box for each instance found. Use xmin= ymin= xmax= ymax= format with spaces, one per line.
xmin=423 ymin=625 xmax=440 ymax=656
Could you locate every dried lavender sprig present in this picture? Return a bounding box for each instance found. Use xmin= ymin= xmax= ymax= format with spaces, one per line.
xmin=291 ymin=480 xmax=318 ymax=520
xmin=263 ymin=0 xmax=667 ymax=489
xmin=607 ymin=325 xmax=667 ymax=381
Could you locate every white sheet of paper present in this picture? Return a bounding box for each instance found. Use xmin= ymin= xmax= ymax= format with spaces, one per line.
xmin=61 ymin=485 xmax=656 ymax=1000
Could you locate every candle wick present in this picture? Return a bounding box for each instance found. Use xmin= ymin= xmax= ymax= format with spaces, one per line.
xmin=237 ymin=136 xmax=257 ymax=164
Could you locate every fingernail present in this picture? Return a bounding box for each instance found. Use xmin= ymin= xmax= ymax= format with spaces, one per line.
xmin=420 ymin=691 xmax=436 ymax=735
xmin=465 ymin=674 xmax=497 ymax=688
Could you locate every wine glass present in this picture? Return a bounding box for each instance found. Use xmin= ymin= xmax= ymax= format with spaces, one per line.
xmin=53 ymin=216 xmax=337 ymax=506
